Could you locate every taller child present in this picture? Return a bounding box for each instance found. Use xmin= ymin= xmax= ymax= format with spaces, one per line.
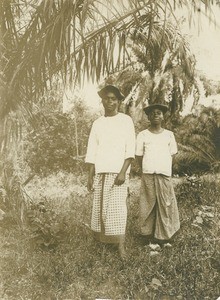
xmin=136 ymin=103 xmax=180 ymax=245
xmin=85 ymin=85 xmax=135 ymax=259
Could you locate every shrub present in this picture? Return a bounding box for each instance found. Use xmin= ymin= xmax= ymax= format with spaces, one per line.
xmin=173 ymin=107 xmax=220 ymax=175
xmin=24 ymin=100 xmax=96 ymax=176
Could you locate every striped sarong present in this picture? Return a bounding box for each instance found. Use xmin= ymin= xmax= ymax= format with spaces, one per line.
xmin=140 ymin=174 xmax=180 ymax=240
xmin=91 ymin=173 xmax=129 ymax=243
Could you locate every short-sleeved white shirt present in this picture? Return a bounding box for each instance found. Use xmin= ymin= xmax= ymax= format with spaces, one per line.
xmin=85 ymin=113 xmax=135 ymax=174
xmin=135 ymin=129 xmax=177 ymax=177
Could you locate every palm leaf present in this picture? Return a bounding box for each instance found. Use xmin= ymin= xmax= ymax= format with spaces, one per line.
xmin=0 ymin=0 xmax=216 ymax=150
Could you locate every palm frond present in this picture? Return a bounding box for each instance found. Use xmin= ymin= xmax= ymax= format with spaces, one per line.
xmin=0 ymin=0 xmax=217 ymax=150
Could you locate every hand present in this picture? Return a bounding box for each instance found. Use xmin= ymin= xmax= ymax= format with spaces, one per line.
xmin=114 ymin=172 xmax=126 ymax=186
xmin=87 ymin=176 xmax=94 ymax=192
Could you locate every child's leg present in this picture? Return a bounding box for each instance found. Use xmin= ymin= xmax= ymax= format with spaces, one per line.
xmin=118 ymin=236 xmax=126 ymax=259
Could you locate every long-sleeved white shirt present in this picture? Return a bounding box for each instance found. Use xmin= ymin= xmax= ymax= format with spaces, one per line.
xmin=135 ymin=129 xmax=177 ymax=177
xmin=85 ymin=113 xmax=135 ymax=174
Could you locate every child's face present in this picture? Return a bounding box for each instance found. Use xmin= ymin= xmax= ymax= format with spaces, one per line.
xmin=148 ymin=108 xmax=164 ymax=124
xmin=102 ymin=92 xmax=120 ymax=113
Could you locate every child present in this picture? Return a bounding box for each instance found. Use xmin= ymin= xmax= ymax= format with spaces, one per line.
xmin=135 ymin=103 xmax=180 ymax=247
xmin=85 ymin=85 xmax=135 ymax=259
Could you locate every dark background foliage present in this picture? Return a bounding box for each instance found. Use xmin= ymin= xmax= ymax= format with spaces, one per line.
xmin=24 ymin=100 xmax=96 ymax=176
xmin=172 ymin=107 xmax=220 ymax=175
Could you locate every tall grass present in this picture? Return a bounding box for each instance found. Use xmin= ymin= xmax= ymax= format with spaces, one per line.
xmin=0 ymin=172 xmax=219 ymax=299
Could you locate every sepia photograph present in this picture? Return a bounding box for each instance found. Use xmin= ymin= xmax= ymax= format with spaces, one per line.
xmin=0 ymin=0 xmax=220 ymax=299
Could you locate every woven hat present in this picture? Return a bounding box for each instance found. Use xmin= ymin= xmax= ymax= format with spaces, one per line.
xmin=98 ymin=85 xmax=125 ymax=101
xmin=143 ymin=103 xmax=169 ymax=115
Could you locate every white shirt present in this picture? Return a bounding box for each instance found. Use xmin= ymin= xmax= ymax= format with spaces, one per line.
xmin=85 ymin=113 xmax=135 ymax=174
xmin=135 ymin=129 xmax=177 ymax=176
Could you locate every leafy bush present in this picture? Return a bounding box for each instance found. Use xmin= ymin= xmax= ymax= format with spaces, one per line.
xmin=173 ymin=107 xmax=220 ymax=175
xmin=24 ymin=100 xmax=96 ymax=176
xmin=26 ymin=200 xmax=71 ymax=250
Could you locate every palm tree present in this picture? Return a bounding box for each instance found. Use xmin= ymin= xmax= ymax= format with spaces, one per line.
xmin=98 ymin=18 xmax=198 ymax=129
xmin=0 ymin=0 xmax=216 ymax=142
xmin=0 ymin=0 xmax=217 ymax=221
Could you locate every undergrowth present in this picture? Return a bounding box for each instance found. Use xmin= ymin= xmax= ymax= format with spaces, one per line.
xmin=0 ymin=173 xmax=219 ymax=300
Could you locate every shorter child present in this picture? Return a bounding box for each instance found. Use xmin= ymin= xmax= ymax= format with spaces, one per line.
xmin=135 ymin=103 xmax=180 ymax=246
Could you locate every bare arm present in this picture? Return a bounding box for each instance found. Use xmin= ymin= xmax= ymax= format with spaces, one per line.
xmin=135 ymin=155 xmax=143 ymax=174
xmin=87 ymin=163 xmax=95 ymax=191
xmin=114 ymin=157 xmax=133 ymax=186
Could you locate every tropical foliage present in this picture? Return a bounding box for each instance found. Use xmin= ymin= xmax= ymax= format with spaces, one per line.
xmin=173 ymin=106 xmax=220 ymax=175
xmin=25 ymin=99 xmax=95 ymax=176
xmin=0 ymin=0 xmax=216 ymax=143
xmin=0 ymin=2 xmax=220 ymax=298
xmin=0 ymin=0 xmax=219 ymax=221
xmin=99 ymin=18 xmax=199 ymax=131
xmin=199 ymin=74 xmax=220 ymax=96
